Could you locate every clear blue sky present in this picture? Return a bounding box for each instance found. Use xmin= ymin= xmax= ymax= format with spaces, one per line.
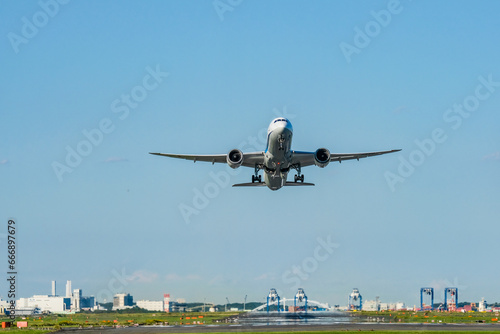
xmin=1 ymin=0 xmax=500 ymax=307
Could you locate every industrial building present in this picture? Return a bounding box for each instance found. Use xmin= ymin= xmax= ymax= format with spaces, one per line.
xmin=136 ymin=300 xmax=164 ymax=312
xmin=16 ymin=296 xmax=71 ymax=314
xmin=14 ymin=280 xmax=96 ymax=314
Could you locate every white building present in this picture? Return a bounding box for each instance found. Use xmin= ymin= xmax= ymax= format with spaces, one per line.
xmin=65 ymin=281 xmax=72 ymax=298
xmin=395 ymin=302 xmax=405 ymax=310
xmin=378 ymin=302 xmax=405 ymax=311
xmin=72 ymin=289 xmax=82 ymax=311
xmin=362 ymin=300 xmax=379 ymax=311
xmin=0 ymin=299 xmax=10 ymax=315
xmin=113 ymin=293 xmax=134 ymax=310
xmin=136 ymin=300 xmax=164 ymax=311
xmin=17 ymin=295 xmax=71 ymax=314
xmin=478 ymin=298 xmax=487 ymax=312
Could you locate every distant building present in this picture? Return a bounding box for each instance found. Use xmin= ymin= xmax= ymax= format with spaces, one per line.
xmin=80 ymin=296 xmax=96 ymax=310
xmin=65 ymin=281 xmax=72 ymax=298
xmin=113 ymin=293 xmax=134 ymax=310
xmin=378 ymin=302 xmax=405 ymax=311
xmin=0 ymin=299 xmax=10 ymax=315
xmin=17 ymin=295 xmax=71 ymax=314
xmin=50 ymin=280 xmax=95 ymax=311
xmin=362 ymin=300 xmax=379 ymax=311
xmin=72 ymin=289 xmax=82 ymax=311
xmin=136 ymin=300 xmax=164 ymax=312
xmin=167 ymin=300 xmax=187 ymax=312
xmin=163 ymin=295 xmax=186 ymax=313
xmin=478 ymin=298 xmax=487 ymax=312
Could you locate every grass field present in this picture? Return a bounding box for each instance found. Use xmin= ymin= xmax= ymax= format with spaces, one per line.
xmin=2 ymin=331 xmax=500 ymax=334
xmin=0 ymin=310 xmax=499 ymax=332
xmin=0 ymin=311 xmax=238 ymax=330
xmin=355 ymin=310 xmax=500 ymax=324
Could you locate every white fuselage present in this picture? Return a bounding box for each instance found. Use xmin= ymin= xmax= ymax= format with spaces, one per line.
xmin=263 ymin=118 xmax=294 ymax=190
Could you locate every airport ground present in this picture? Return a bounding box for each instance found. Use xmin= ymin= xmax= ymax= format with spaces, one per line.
xmin=2 ymin=310 xmax=500 ymax=333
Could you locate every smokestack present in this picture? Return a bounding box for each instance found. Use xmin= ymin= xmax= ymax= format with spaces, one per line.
xmin=52 ymin=280 xmax=56 ymax=296
xmin=66 ymin=280 xmax=72 ymax=298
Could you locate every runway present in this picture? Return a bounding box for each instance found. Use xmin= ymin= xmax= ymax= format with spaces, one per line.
xmin=61 ymin=322 xmax=500 ymax=333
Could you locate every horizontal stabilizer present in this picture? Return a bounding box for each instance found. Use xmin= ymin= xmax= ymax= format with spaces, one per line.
xmin=232 ymin=182 xmax=267 ymax=187
xmin=232 ymin=182 xmax=315 ymax=187
xmin=284 ymin=182 xmax=315 ymax=186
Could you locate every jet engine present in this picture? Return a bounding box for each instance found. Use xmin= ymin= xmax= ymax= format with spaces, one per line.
xmin=314 ymin=148 xmax=331 ymax=168
xmin=226 ymin=149 xmax=243 ymax=169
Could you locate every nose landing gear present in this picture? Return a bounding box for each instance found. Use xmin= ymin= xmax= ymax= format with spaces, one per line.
xmin=278 ymin=134 xmax=285 ymax=150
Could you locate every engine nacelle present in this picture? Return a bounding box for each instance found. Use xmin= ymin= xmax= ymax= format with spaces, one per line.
xmin=314 ymin=148 xmax=331 ymax=168
xmin=226 ymin=149 xmax=243 ymax=169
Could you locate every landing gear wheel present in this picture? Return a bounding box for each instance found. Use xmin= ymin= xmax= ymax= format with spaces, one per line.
xmin=294 ymin=174 xmax=305 ymax=183
xmin=252 ymin=175 xmax=262 ymax=183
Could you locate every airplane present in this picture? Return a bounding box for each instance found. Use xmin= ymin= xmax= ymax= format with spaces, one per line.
xmin=150 ymin=118 xmax=400 ymax=191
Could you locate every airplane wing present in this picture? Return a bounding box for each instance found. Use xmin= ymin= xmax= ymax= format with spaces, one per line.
xmin=233 ymin=181 xmax=315 ymax=187
xmin=149 ymin=152 xmax=265 ymax=168
xmin=291 ymin=149 xmax=401 ymax=167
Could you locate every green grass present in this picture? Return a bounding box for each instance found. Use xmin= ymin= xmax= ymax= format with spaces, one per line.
xmin=1 ymin=310 xmax=498 ymax=331
xmin=0 ymin=311 xmax=238 ymax=329
xmin=354 ymin=310 xmax=500 ymax=323
xmin=0 ymin=330 xmax=52 ymax=334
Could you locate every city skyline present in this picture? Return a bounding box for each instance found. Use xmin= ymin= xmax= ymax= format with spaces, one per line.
xmin=1 ymin=0 xmax=499 ymax=307
xmin=12 ymin=278 xmax=498 ymax=311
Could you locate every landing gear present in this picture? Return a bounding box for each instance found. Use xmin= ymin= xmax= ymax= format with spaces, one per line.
xmin=278 ymin=134 xmax=285 ymax=150
xmin=294 ymin=174 xmax=304 ymax=183
xmin=252 ymin=165 xmax=262 ymax=183
xmin=252 ymin=175 xmax=262 ymax=183
xmin=291 ymin=164 xmax=304 ymax=183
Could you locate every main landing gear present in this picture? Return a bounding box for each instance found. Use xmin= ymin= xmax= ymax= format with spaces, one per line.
xmin=292 ymin=164 xmax=304 ymax=183
xmin=252 ymin=174 xmax=262 ymax=183
xmin=252 ymin=165 xmax=262 ymax=183
xmin=294 ymin=174 xmax=305 ymax=183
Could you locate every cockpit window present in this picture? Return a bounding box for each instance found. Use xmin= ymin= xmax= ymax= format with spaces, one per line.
xmin=274 ymin=118 xmax=286 ymax=123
